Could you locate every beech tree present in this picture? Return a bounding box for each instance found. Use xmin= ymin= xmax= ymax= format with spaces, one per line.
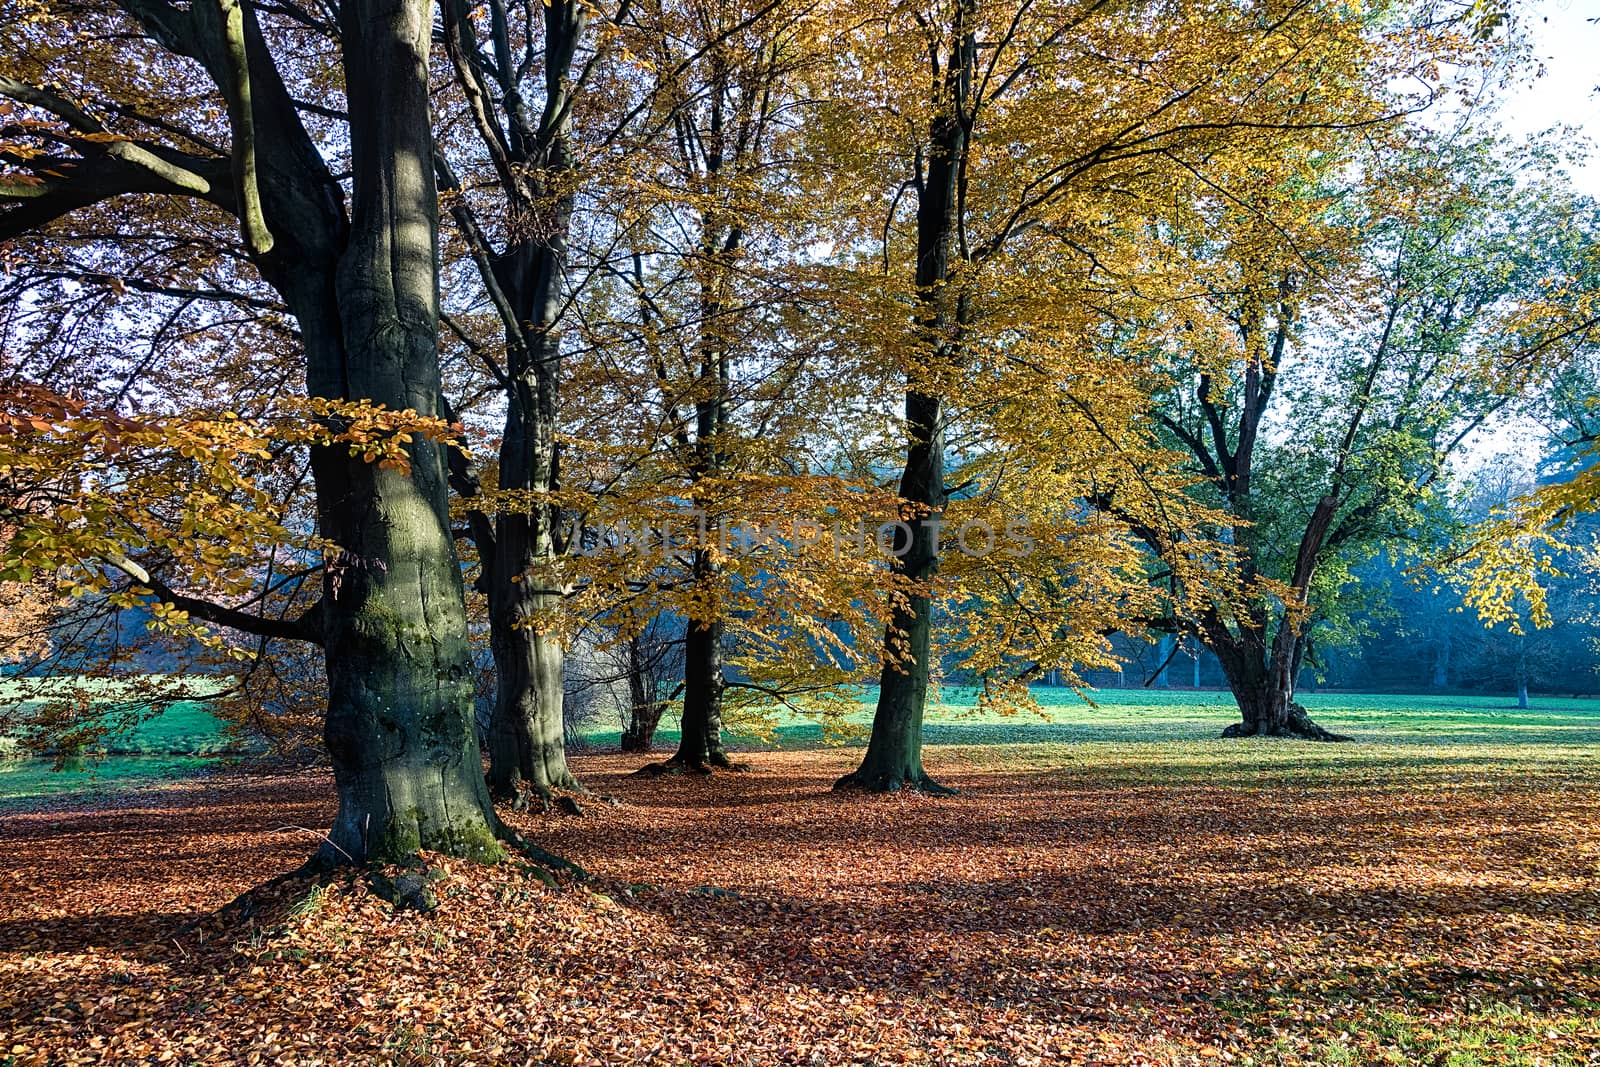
xmin=509 ymin=0 xmax=911 ymax=774
xmin=429 ymin=0 xmax=609 ymax=804
xmin=1 ymin=0 xmax=514 ymax=863
xmin=600 ymin=0 xmax=865 ymax=773
xmin=431 ymin=0 xmax=852 ymax=791
xmin=813 ymin=0 xmax=1443 ymax=791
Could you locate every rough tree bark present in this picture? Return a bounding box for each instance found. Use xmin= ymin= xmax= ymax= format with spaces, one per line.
xmin=0 ymin=0 xmax=515 ymax=862
xmin=1210 ymin=628 xmax=1348 ymax=742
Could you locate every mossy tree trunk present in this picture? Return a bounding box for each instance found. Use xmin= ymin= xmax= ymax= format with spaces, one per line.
xmin=202 ymin=0 xmax=508 ymax=862
xmin=1 ymin=0 xmax=523 ymax=867
xmin=312 ymin=0 xmax=504 ymax=863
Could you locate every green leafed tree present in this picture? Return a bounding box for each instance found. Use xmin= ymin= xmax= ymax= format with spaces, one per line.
xmin=1139 ymin=132 xmax=1598 ymax=738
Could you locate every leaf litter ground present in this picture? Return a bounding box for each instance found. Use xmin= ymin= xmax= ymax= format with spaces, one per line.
xmin=2 ymin=744 xmax=1598 ymax=1065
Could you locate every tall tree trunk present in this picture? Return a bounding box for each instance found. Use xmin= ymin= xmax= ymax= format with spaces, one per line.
xmin=483 ymin=524 xmax=575 ymax=804
xmin=654 ymin=122 xmax=742 ymax=778
xmin=836 ymin=10 xmax=970 ymax=794
xmin=316 ymin=461 xmax=502 ymax=862
xmin=315 ymin=0 xmax=502 ymax=863
xmin=641 ymin=551 xmax=735 ymax=774
xmin=836 ymin=392 xmax=953 ymax=793
xmin=7 ymin=0 xmax=518 ymax=868
xmin=438 ymin=0 xmax=586 ymax=803
xmin=483 ymin=355 xmax=579 ymax=802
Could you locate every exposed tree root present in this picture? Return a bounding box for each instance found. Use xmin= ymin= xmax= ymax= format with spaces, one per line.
xmin=493 ymin=819 xmax=589 ymax=882
xmin=832 ymin=769 xmax=959 ymax=795
xmin=492 ymin=770 xmax=595 ymax=813
xmin=368 ymin=863 xmax=448 ymax=912
xmin=210 ymin=865 xmax=330 ymax=929
xmin=1221 ymin=702 xmax=1351 ymax=742
xmin=631 ymin=753 xmax=750 ymax=778
xmin=192 ymin=826 xmax=581 ymax=927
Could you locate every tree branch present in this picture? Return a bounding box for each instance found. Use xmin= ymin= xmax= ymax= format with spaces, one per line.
xmin=211 ymin=0 xmax=275 ymax=253
xmin=107 ymin=556 xmax=324 ymax=644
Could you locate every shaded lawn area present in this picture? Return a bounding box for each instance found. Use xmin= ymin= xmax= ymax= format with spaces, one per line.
xmin=3 ymin=721 xmax=1600 ymax=1065
xmin=6 ymin=686 xmax=1594 ymax=810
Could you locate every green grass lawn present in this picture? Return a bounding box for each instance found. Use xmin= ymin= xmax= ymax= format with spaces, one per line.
xmin=6 ymin=682 xmax=1599 ymax=809
xmin=0 ymin=752 xmax=218 ymax=809
xmin=0 ymin=680 xmax=242 ymax=809
xmin=614 ymin=686 xmax=1600 ymax=752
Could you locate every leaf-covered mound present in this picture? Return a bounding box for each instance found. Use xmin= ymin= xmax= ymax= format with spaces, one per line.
xmin=3 ymin=747 xmax=1599 ymax=1065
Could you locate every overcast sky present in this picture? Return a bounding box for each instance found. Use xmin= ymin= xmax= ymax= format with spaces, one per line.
xmin=1498 ymin=0 xmax=1599 ymax=196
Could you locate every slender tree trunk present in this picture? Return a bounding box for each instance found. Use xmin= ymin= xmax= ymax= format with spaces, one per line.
xmin=1432 ymin=632 xmax=1451 ymax=689
xmin=315 ymin=0 xmax=502 ymax=863
xmin=620 ymin=634 xmax=665 ymax=753
xmin=640 ymin=550 xmax=736 ymax=774
xmin=437 ymin=0 xmax=586 ymax=803
xmin=1155 ymin=635 xmax=1173 ymax=688
xmin=836 ymin=390 xmax=953 ymax=794
xmin=1516 ymin=634 xmax=1529 ymax=709
xmin=483 ymin=531 xmax=575 ymax=803
xmin=836 ymin=8 xmax=970 ymax=795
xmin=653 ymin=149 xmax=742 ymax=777
xmin=479 ymin=162 xmax=579 ymax=799
xmin=842 ymin=552 xmax=945 ymax=791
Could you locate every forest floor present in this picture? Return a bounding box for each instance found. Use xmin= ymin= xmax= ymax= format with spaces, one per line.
xmin=2 ymin=736 xmax=1600 ymax=1066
